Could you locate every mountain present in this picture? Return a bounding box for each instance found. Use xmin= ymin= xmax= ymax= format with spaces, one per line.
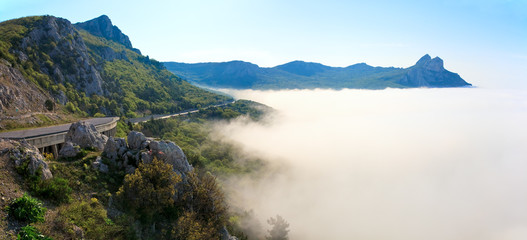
xmin=164 ymin=54 xmax=471 ymax=89
xmin=0 ymin=15 xmax=230 ymax=129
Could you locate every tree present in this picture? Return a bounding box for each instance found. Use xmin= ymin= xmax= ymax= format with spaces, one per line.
xmin=266 ymin=215 xmax=289 ymax=240
xmin=171 ymin=211 xmax=216 ymax=240
xmin=117 ymin=158 xmax=181 ymax=223
xmin=178 ymin=171 xmax=228 ymax=235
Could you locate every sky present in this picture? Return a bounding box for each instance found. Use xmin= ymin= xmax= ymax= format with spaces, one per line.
xmin=0 ymin=0 xmax=526 ymax=88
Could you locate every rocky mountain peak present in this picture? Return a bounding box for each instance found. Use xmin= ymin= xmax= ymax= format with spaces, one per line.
xmin=18 ymin=16 xmax=104 ymax=96
xmin=398 ymin=54 xmax=469 ymax=87
xmin=416 ymin=54 xmax=432 ymax=66
xmin=415 ymin=54 xmax=444 ymax=72
xmin=74 ymin=15 xmax=136 ymax=51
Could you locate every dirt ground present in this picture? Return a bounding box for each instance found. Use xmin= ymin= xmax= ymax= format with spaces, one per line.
xmin=0 ymin=140 xmax=27 ymax=240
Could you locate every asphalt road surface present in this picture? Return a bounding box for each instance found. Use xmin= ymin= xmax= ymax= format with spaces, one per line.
xmin=0 ymin=117 xmax=117 ymax=139
xmin=127 ymin=100 xmax=235 ymax=124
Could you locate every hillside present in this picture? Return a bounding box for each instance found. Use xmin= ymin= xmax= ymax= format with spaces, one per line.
xmin=0 ymin=15 xmax=230 ymax=130
xmin=164 ymin=54 xmax=471 ymax=89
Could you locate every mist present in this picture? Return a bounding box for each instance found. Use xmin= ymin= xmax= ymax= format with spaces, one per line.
xmin=214 ymin=88 xmax=527 ymax=240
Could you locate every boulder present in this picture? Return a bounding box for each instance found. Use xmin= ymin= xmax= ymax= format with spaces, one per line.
xmin=127 ymin=131 xmax=146 ymax=150
xmin=149 ymin=140 xmax=192 ymax=176
xmin=100 ymin=131 xmax=193 ymax=177
xmin=103 ymin=137 xmax=126 ymax=161
xmin=221 ymin=226 xmax=239 ymax=240
xmin=140 ymin=151 xmax=153 ymax=164
xmin=125 ymin=165 xmax=136 ymax=175
xmin=58 ymin=141 xmax=80 ymax=158
xmin=91 ymin=156 xmax=108 ymax=173
xmin=3 ymin=140 xmax=53 ymax=180
xmin=65 ymin=121 xmax=108 ymax=150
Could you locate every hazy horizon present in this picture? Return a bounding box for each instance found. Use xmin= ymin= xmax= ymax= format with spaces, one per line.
xmin=214 ymin=87 xmax=527 ymax=240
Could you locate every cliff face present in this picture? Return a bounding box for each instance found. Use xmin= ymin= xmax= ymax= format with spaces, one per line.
xmin=397 ymin=54 xmax=469 ymax=87
xmin=9 ymin=16 xmax=104 ymax=96
xmin=0 ymin=60 xmax=51 ymax=114
xmin=74 ymin=15 xmax=140 ymax=54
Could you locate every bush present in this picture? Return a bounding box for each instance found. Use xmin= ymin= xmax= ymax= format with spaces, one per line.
xmin=32 ymin=177 xmax=72 ymax=204
xmin=178 ymin=171 xmax=228 ymax=233
xmin=117 ymin=158 xmax=180 ymax=223
xmin=56 ymin=198 xmax=123 ymax=239
xmin=171 ymin=211 xmax=216 ymax=240
xmin=17 ymin=225 xmax=52 ymax=240
xmin=8 ymin=193 xmax=47 ymax=223
xmin=44 ymin=99 xmax=54 ymax=111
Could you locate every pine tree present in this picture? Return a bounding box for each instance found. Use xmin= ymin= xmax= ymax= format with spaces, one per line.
xmin=266 ymin=215 xmax=289 ymax=240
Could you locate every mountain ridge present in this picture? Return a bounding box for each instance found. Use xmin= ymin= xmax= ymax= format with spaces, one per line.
xmin=164 ymin=55 xmax=471 ymax=90
xmin=0 ymin=15 xmax=230 ymax=129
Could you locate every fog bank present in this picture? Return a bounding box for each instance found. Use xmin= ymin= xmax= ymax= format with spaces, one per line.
xmin=216 ymin=88 xmax=527 ymax=240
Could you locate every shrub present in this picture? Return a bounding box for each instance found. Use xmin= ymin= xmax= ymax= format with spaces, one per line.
xmin=171 ymin=211 xmax=216 ymax=240
xmin=117 ymin=158 xmax=181 ymax=223
xmin=8 ymin=193 xmax=47 ymax=223
xmin=17 ymin=225 xmax=52 ymax=240
xmin=178 ymin=171 xmax=228 ymax=235
xmin=44 ymin=99 xmax=54 ymax=111
xmin=32 ymin=177 xmax=72 ymax=204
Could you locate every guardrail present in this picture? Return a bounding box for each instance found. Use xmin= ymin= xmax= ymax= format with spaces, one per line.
xmin=0 ymin=117 xmax=119 ymax=150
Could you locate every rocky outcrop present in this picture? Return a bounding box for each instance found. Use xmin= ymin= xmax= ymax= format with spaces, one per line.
xmin=127 ymin=131 xmax=147 ymax=150
xmin=19 ymin=16 xmax=104 ymax=95
xmin=74 ymin=15 xmax=141 ymax=54
xmin=91 ymin=156 xmax=109 ymax=173
xmin=148 ymin=140 xmax=192 ymax=176
xmin=221 ymin=226 xmax=239 ymax=240
xmin=397 ymin=54 xmax=471 ymax=87
xmin=0 ymin=139 xmax=52 ymax=180
xmin=0 ymin=60 xmax=51 ymax=115
xmin=58 ymin=141 xmax=80 ymax=158
xmin=64 ymin=121 xmax=108 ymax=150
xmin=103 ymin=137 xmax=127 ymax=161
xmin=102 ymin=131 xmax=192 ymax=177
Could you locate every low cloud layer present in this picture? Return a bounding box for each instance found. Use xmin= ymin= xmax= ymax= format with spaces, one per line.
xmin=216 ymin=88 xmax=527 ymax=240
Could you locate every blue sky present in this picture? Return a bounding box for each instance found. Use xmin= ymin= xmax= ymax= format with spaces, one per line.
xmin=1 ymin=0 xmax=526 ymax=88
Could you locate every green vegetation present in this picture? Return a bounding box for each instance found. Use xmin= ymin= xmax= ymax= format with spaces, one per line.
xmin=36 ymin=198 xmax=124 ymax=240
xmin=8 ymin=194 xmax=47 ymax=223
xmin=1 ymin=15 xmax=277 ymax=239
xmin=117 ymin=158 xmax=180 ymax=223
xmin=17 ymin=225 xmax=52 ymax=240
xmin=2 ymin=100 xmax=271 ymax=239
xmin=0 ymin=16 xmax=231 ymax=120
xmin=30 ymin=177 xmax=72 ymax=204
xmin=137 ymin=100 xmax=269 ymax=175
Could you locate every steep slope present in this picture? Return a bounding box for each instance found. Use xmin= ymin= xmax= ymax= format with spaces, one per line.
xmin=164 ymin=55 xmax=471 ymax=89
xmin=397 ymin=54 xmax=468 ymax=87
xmin=0 ymin=15 xmax=230 ymax=130
xmin=74 ymin=15 xmax=141 ymax=54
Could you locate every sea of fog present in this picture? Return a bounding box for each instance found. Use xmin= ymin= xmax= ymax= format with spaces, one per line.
xmin=214 ymin=88 xmax=527 ymax=240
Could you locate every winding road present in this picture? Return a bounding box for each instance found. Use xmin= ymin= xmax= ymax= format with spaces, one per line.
xmin=0 ymin=117 xmax=118 ymax=140
xmin=127 ymin=100 xmax=235 ymax=124
xmin=0 ymin=101 xmax=235 ymax=152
